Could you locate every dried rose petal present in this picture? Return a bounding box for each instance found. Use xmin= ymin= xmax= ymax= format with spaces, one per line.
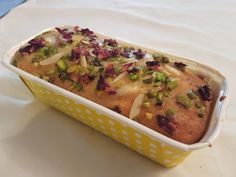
xmin=121 ymin=63 xmax=133 ymax=72
xmin=105 ymin=86 xmax=116 ymax=95
xmin=174 ymin=62 xmax=187 ymax=70
xmin=122 ymin=47 xmax=135 ymax=58
xmin=55 ymin=27 xmax=74 ymax=43
xmin=69 ymin=73 xmax=91 ymax=85
xmin=19 ymin=37 xmax=45 ymax=54
xmin=122 ymin=51 xmax=131 ymax=58
xmin=112 ymin=105 xmax=121 ymax=114
xmin=133 ymin=49 xmax=145 ymax=59
xmin=110 ymin=48 xmax=120 ymax=57
xmin=156 ymin=115 xmax=176 ymax=134
xmin=97 ymin=48 xmax=111 ymax=60
xmin=80 ymin=28 xmax=95 ymax=38
xmin=105 ymin=64 xmax=116 ymax=78
xmin=104 ymin=39 xmax=118 ymax=47
xmin=79 ymin=74 xmax=91 ymax=85
xmin=71 ymin=47 xmax=89 ymax=62
xmin=96 ymin=74 xmax=116 ymax=94
xmin=96 ymin=74 xmax=107 ymax=90
xmin=127 ymin=66 xmax=139 ymax=73
xmin=146 ymin=61 xmax=160 ymax=70
xmin=197 ymin=85 xmax=211 ymax=101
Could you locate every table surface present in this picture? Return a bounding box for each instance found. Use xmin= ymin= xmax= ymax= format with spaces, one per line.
xmin=0 ymin=0 xmax=236 ymax=177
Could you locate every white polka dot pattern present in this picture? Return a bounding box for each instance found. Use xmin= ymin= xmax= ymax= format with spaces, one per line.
xmin=22 ymin=78 xmax=191 ymax=168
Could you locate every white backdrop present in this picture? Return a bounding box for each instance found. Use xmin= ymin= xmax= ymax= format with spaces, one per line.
xmin=0 ymin=0 xmax=236 ymax=177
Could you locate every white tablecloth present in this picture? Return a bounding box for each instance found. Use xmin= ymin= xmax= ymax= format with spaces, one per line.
xmin=0 ymin=0 xmax=236 ymax=176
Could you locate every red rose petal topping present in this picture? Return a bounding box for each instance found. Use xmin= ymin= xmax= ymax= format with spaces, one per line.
xmin=55 ymin=27 xmax=74 ymax=43
xmin=71 ymin=47 xmax=89 ymax=62
xmin=96 ymin=74 xmax=116 ymax=94
xmin=80 ymin=28 xmax=95 ymax=38
xmin=174 ymin=62 xmax=187 ymax=70
xmin=104 ymin=39 xmax=118 ymax=47
xmin=121 ymin=63 xmax=134 ymax=72
xmin=105 ymin=64 xmax=116 ymax=78
xmin=19 ymin=37 xmax=45 ymax=54
xmin=145 ymin=61 xmax=160 ymax=70
xmin=197 ymin=85 xmax=212 ymax=101
xmin=133 ymin=49 xmax=145 ymax=59
xmin=156 ymin=115 xmax=176 ymax=134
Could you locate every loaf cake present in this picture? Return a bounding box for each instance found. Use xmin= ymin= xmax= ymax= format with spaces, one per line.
xmin=12 ymin=26 xmax=213 ymax=144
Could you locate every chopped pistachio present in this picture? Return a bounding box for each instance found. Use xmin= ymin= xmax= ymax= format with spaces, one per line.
xmin=56 ymin=59 xmax=67 ymax=71
xmin=155 ymin=92 xmax=163 ymax=106
xmin=59 ymin=71 xmax=69 ymax=81
xmin=88 ymin=65 xmax=94 ymax=72
xmin=128 ymin=73 xmax=139 ymax=81
xmin=145 ymin=112 xmax=153 ymax=119
xmin=113 ymin=65 xmax=121 ymax=75
xmin=142 ymin=69 xmax=153 ymax=76
xmin=166 ymin=79 xmax=178 ymax=91
xmin=195 ymin=101 xmax=204 ymax=108
xmin=176 ymin=94 xmax=192 ymax=108
xmin=162 ymin=56 xmax=169 ymax=63
xmin=152 ymin=71 xmax=166 ymax=82
xmin=163 ymin=91 xmax=169 ymax=97
xmin=67 ymin=83 xmax=75 ymax=91
xmin=33 ymin=62 xmax=39 ymax=67
xmin=147 ymin=90 xmax=158 ymax=98
xmin=197 ymin=106 xmax=206 ymax=118
xmin=98 ymin=66 xmax=104 ymax=73
xmin=33 ymin=73 xmax=40 ymax=78
xmin=143 ymin=101 xmax=150 ymax=108
xmin=42 ymin=76 xmax=50 ymax=81
xmin=152 ymin=81 xmax=162 ymax=87
xmin=143 ymin=77 xmax=153 ymax=84
xmin=165 ymin=108 xmax=175 ymax=118
xmin=47 ymin=69 xmax=56 ymax=75
xmin=152 ymin=53 xmax=169 ymax=63
xmin=187 ymin=90 xmax=198 ymax=99
xmin=67 ymin=64 xmax=80 ymax=73
xmin=152 ymin=53 xmax=161 ymax=60
xmin=75 ymin=83 xmax=83 ymax=91
xmin=37 ymin=46 xmax=58 ymax=58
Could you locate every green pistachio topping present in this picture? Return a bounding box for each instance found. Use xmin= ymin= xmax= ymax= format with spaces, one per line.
xmin=128 ymin=73 xmax=139 ymax=81
xmin=195 ymin=101 xmax=204 ymax=108
xmin=143 ymin=101 xmax=150 ymax=108
xmin=165 ymin=108 xmax=175 ymax=118
xmin=152 ymin=53 xmax=162 ymax=60
xmin=67 ymin=64 xmax=80 ymax=73
xmin=187 ymin=90 xmax=198 ymax=99
xmin=75 ymin=83 xmax=83 ymax=91
xmin=197 ymin=106 xmax=206 ymax=118
xmin=42 ymin=76 xmax=50 ymax=81
xmin=56 ymin=59 xmax=67 ymax=71
xmin=166 ymin=79 xmax=178 ymax=91
xmin=142 ymin=77 xmax=153 ymax=84
xmin=152 ymin=71 xmax=166 ymax=82
xmin=152 ymin=53 xmax=169 ymax=63
xmin=155 ymin=92 xmax=164 ymax=106
xmin=147 ymin=90 xmax=158 ymax=98
xmin=47 ymin=69 xmax=56 ymax=75
xmin=145 ymin=112 xmax=153 ymax=119
xmin=176 ymin=94 xmax=192 ymax=108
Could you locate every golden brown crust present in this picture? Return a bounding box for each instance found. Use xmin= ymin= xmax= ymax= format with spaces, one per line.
xmin=13 ymin=26 xmax=213 ymax=144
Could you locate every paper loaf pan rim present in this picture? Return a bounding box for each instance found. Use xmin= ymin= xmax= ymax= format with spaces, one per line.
xmin=1 ymin=26 xmax=230 ymax=152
